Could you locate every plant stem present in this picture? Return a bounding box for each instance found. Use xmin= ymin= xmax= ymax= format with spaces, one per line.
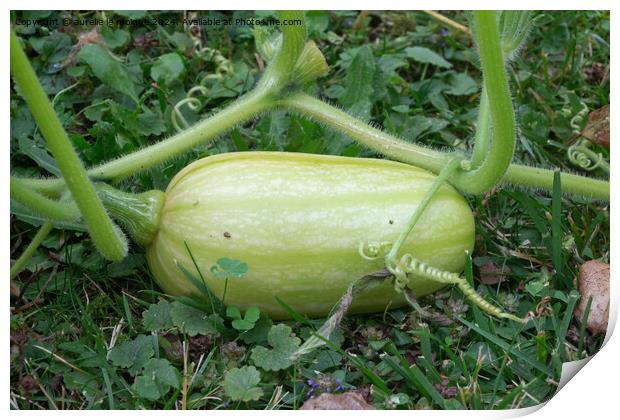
xmin=12 ymin=20 xmax=609 ymax=202
xmin=278 ymin=92 xmax=450 ymax=171
xmin=277 ymin=92 xmax=609 ymax=200
xmin=10 ymin=222 xmax=53 ymax=280
xmin=95 ymin=184 xmax=165 ymax=246
xmin=11 ymin=29 xmax=127 ymax=261
xmin=504 ymin=164 xmax=609 ymax=198
xmin=17 ymin=91 xmax=275 ymax=196
xmin=470 ymin=86 xmax=491 ymax=168
xmin=256 ymin=11 xmax=307 ymax=93
xmin=386 ymin=156 xmax=462 ymax=262
xmin=451 ymin=11 xmax=516 ymax=194
xmin=10 ymin=176 xmax=80 ymax=221
xmin=423 ymin=10 xmax=471 ymax=36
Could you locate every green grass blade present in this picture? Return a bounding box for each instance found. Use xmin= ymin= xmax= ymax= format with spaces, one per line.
xmin=552 ymin=170 xmax=565 ymax=285
xmin=457 ymin=317 xmax=550 ymax=376
xmin=384 ymin=343 xmax=446 ymax=408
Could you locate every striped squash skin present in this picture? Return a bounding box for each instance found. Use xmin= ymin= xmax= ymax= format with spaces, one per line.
xmin=146 ymin=152 xmax=475 ymax=319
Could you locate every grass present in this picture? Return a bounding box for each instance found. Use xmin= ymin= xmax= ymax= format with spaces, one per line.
xmin=10 ymin=10 xmax=609 ymax=409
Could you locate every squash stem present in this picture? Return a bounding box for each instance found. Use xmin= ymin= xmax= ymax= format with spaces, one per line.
xmin=95 ymin=184 xmax=165 ymax=247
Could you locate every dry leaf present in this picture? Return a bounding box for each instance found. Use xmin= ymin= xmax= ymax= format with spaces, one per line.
xmin=582 ymin=105 xmax=610 ymax=148
xmin=478 ymin=262 xmax=511 ymax=285
xmin=301 ymin=391 xmax=375 ymax=410
xmin=575 ymin=260 xmax=610 ymax=337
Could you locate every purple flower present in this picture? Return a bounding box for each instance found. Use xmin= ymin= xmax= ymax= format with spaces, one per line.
xmin=440 ymin=28 xmax=449 ymax=37
xmin=335 ymin=378 xmax=345 ymax=392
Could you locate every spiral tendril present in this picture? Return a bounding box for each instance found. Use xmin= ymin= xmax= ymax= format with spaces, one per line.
xmin=358 ymin=240 xmax=393 ymax=260
xmin=569 ymin=102 xmax=589 ymax=135
xmin=384 ymin=253 xmax=526 ymax=323
xmin=171 ymin=46 xmax=233 ymax=132
xmin=567 ymin=141 xmax=608 ymax=173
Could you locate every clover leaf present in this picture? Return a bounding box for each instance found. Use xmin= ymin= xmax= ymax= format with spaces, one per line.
xmin=226 ymin=306 xmax=260 ymax=331
xmin=210 ymin=258 xmax=248 ymax=279
xmin=221 ymin=366 xmax=263 ymax=402
xmin=250 ymin=324 xmax=300 ymax=371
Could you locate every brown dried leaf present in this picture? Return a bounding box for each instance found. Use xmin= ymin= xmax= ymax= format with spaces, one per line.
xmin=575 ymin=260 xmax=610 ymax=337
xmin=478 ymin=262 xmax=511 ymax=285
xmin=301 ymin=391 xmax=375 ymax=410
xmin=582 ymin=105 xmax=610 ymax=148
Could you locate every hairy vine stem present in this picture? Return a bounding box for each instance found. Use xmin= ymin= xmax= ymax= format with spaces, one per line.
xmin=276 ymin=93 xmax=610 ymax=200
xmin=10 ymin=176 xmax=80 ymax=222
xmin=449 ymin=11 xmax=516 ymax=194
xmin=470 ymin=86 xmax=491 ymax=169
xmin=11 ymin=29 xmax=127 ymax=261
xmin=10 ymin=222 xmax=53 ymax=280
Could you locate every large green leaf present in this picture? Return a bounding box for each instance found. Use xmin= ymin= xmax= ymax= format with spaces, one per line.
xmin=77 ymin=44 xmax=138 ymax=103
xmin=405 ymin=46 xmax=452 ymax=69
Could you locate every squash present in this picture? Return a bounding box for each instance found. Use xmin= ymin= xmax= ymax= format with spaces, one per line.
xmin=146 ymin=152 xmax=475 ymax=319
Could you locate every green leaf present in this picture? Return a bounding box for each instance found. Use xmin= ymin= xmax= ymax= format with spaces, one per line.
xmin=29 ymin=32 xmax=71 ymax=62
xmin=150 ymin=53 xmax=185 ymax=85
xmin=77 ymin=44 xmax=138 ymax=103
xmin=169 ymin=32 xmax=194 ymax=54
xmin=525 ymin=278 xmax=547 ymax=297
xmin=240 ymin=314 xmax=273 ymax=345
xmin=210 ymin=258 xmax=248 ymax=279
xmin=133 ymin=358 xmax=180 ymax=400
xmin=232 ymin=319 xmax=254 ymax=330
xmin=405 ymin=46 xmax=452 ymax=69
xmin=66 ymin=65 xmax=86 ymax=77
xmin=445 ymin=72 xmax=479 ymax=96
xmin=227 ymin=305 xmax=260 ymax=331
xmin=244 ymin=307 xmax=260 ymax=323
xmin=250 ymin=324 xmax=301 ymax=371
xmin=170 ymin=301 xmax=221 ymax=336
xmin=137 ymin=109 xmax=166 ymax=136
xmin=340 ymin=45 xmax=375 ymax=120
xmin=63 ymin=371 xmax=100 ymax=399
xmin=226 ymin=306 xmax=242 ymax=320
xmin=403 ymin=115 xmax=449 ymax=142
xmin=143 ymin=301 xmax=173 ymax=332
xmin=108 ymin=335 xmax=154 ymax=376
xmin=18 ymin=135 xmax=60 ymax=176
xmin=222 ymin=366 xmax=263 ymax=402
xmin=391 ymin=105 xmax=409 ymax=114
xmin=102 ymin=27 xmax=130 ymax=50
